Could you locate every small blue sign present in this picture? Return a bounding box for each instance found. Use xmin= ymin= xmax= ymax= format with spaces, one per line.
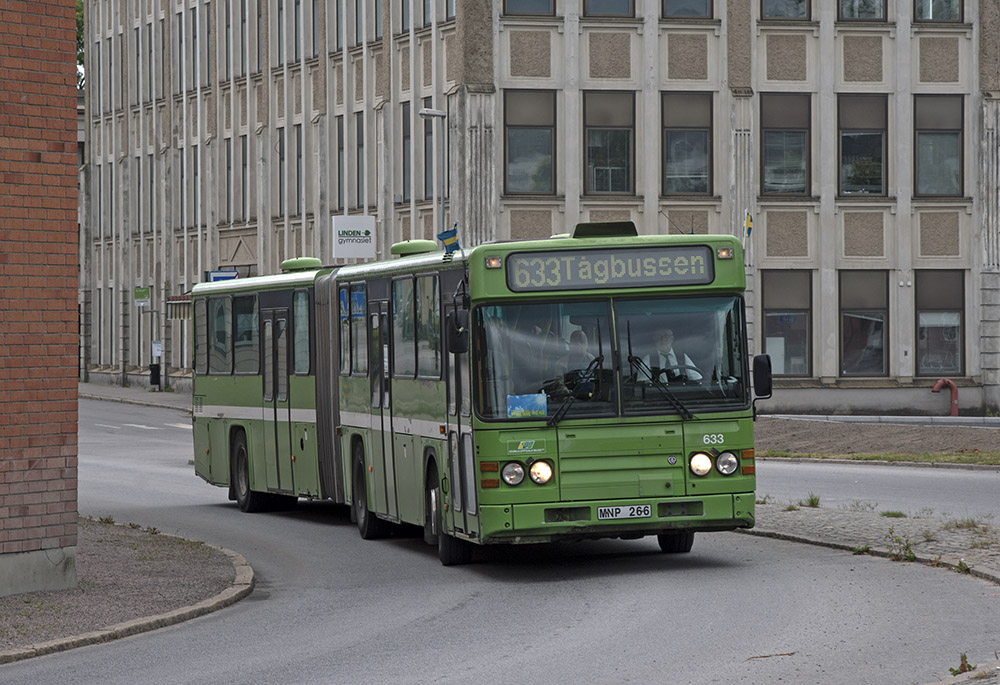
xmin=209 ymin=270 xmax=239 ymax=282
xmin=507 ymin=393 xmax=547 ymax=418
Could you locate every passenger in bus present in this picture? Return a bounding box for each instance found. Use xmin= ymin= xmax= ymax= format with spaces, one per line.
xmin=643 ymin=327 xmax=702 ymax=382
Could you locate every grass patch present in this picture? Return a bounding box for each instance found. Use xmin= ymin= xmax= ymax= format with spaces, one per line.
xmin=783 ymin=504 xmax=799 ymax=512
xmin=881 ymin=511 xmax=907 ymax=518
xmin=798 ymin=492 xmax=821 ymax=508
xmin=841 ymin=500 xmax=879 ymax=513
xmin=757 ymin=449 xmax=1000 ymax=466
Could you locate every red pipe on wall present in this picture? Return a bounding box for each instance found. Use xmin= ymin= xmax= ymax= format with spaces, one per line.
xmin=931 ymin=378 xmax=958 ymax=417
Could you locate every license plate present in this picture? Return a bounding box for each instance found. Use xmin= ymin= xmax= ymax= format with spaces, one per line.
xmin=597 ymin=504 xmax=652 ymax=520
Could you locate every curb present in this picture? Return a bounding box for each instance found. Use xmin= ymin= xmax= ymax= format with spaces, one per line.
xmin=78 ymin=392 xmax=191 ymax=413
xmin=0 ymin=544 xmax=254 ymax=665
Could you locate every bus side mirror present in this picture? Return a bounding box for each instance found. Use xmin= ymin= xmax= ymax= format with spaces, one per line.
xmin=447 ymin=310 xmax=469 ymax=354
xmin=752 ymin=354 xmax=773 ymax=399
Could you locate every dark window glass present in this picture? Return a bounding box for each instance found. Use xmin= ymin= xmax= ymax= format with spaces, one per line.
xmin=839 ymin=94 xmax=886 ymax=196
xmin=234 ymin=295 xmax=260 ymax=374
xmin=839 ymin=0 xmax=884 ymax=19
xmin=416 ymin=275 xmax=441 ymax=377
xmin=662 ymin=92 xmax=712 ymax=195
xmin=761 ymin=93 xmax=809 ymax=195
xmin=584 ymin=91 xmax=634 ymax=194
xmin=423 ymin=96 xmax=434 ymax=199
xmin=504 ymin=0 xmax=553 ymax=14
xmin=505 ymin=90 xmax=556 ymax=194
xmin=402 ymin=102 xmax=411 ymax=202
xmin=915 ymin=0 xmax=961 ymax=21
xmin=762 ymin=0 xmax=809 ymax=18
xmin=664 ymin=0 xmax=710 ymax=17
xmin=915 ymin=95 xmax=962 ymax=197
xmin=393 ymin=278 xmax=416 ymax=377
xmin=840 ymin=271 xmax=888 ymax=376
xmin=762 ymin=271 xmax=811 ymax=376
xmin=208 ymin=298 xmax=233 ymax=374
xmin=585 ymin=0 xmax=633 ymax=16
xmin=916 ymin=270 xmax=963 ymax=376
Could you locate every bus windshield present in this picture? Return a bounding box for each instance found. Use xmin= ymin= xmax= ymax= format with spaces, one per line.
xmin=475 ymin=295 xmax=747 ymax=421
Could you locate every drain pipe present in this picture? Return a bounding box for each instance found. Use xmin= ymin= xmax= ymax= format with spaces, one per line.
xmin=931 ymin=378 xmax=958 ymax=417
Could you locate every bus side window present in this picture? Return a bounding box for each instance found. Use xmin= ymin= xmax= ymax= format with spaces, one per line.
xmin=393 ymin=278 xmax=416 ymax=377
xmin=194 ymin=299 xmax=208 ymax=376
xmin=293 ymin=290 xmax=310 ymax=375
xmin=338 ymin=287 xmax=350 ymax=375
xmin=233 ymin=295 xmax=259 ymax=374
xmin=208 ymin=297 xmax=233 ymax=375
xmin=416 ymin=274 xmax=440 ymax=378
xmin=350 ymin=284 xmax=367 ymax=374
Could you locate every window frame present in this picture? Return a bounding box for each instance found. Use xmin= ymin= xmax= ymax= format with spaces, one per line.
xmin=504 ymin=89 xmax=557 ymax=196
xmin=837 ymin=93 xmax=888 ymax=197
xmin=761 ymin=270 xmax=812 ymax=377
xmin=661 ymin=91 xmax=713 ymax=197
xmin=915 ymin=270 xmax=964 ymax=377
xmin=760 ymin=92 xmax=811 ymax=197
xmin=583 ymin=90 xmax=636 ymax=196
xmin=913 ymin=94 xmax=964 ymax=198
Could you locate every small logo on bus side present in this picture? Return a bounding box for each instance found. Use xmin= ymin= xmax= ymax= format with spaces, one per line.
xmin=507 ymin=439 xmax=547 ymax=455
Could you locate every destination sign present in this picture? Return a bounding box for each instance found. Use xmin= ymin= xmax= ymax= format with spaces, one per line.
xmin=506 ymin=246 xmax=714 ymax=292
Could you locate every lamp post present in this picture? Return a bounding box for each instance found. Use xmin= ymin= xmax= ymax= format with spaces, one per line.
xmin=418 ymin=107 xmax=447 ymax=236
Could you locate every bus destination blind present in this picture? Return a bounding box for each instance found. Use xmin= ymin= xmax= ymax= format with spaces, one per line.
xmin=506 ymin=246 xmax=715 ymax=292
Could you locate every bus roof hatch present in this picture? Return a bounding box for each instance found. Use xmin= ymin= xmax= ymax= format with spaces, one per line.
xmin=572 ymin=221 xmax=639 ymax=239
xmin=391 ymin=239 xmax=439 ymax=257
xmin=281 ymin=257 xmax=323 ymax=272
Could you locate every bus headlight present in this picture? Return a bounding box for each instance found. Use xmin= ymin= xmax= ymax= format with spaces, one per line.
xmin=716 ymin=451 xmax=739 ymax=476
xmin=529 ymin=460 xmax=553 ymax=484
xmin=690 ymin=453 xmax=713 ymax=477
xmin=502 ymin=462 xmax=525 ymax=486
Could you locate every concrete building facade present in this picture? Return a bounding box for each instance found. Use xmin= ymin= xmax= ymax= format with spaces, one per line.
xmin=82 ymin=0 xmax=1000 ymax=414
xmin=1 ymin=0 xmax=80 ymax=596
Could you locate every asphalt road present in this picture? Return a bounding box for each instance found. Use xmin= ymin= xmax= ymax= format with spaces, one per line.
xmin=3 ymin=399 xmax=998 ymax=684
xmin=757 ymin=460 xmax=1000 ymax=520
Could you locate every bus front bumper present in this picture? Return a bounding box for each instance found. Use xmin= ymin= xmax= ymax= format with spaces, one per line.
xmin=477 ymin=493 xmax=754 ymax=544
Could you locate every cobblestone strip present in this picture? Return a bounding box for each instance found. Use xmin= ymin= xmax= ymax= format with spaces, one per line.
xmin=0 ymin=547 xmax=254 ymax=665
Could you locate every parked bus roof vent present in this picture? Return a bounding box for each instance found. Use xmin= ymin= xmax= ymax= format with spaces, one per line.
xmin=572 ymin=221 xmax=638 ymax=239
xmin=391 ymin=239 xmax=440 ymax=257
xmin=280 ymin=257 xmax=323 ymax=273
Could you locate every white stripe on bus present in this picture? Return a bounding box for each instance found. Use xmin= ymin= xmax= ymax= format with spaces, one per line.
xmin=201 ymin=405 xmax=317 ymax=423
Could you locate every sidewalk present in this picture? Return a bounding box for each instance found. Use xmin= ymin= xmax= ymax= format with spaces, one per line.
xmin=78 ymin=381 xmax=193 ymax=412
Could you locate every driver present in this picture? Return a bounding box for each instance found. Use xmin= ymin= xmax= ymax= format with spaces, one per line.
xmin=643 ymin=327 xmax=702 ymax=381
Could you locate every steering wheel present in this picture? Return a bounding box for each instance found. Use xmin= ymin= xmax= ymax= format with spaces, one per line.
xmin=653 ymin=364 xmax=703 ymax=383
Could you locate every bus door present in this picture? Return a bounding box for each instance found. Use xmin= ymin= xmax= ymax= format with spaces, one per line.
xmin=368 ymin=301 xmax=399 ymax=520
xmin=445 ymin=302 xmax=478 ymax=537
xmin=262 ymin=309 xmax=294 ymax=494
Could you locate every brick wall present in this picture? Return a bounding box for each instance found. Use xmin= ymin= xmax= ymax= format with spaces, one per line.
xmin=0 ymin=0 xmax=80 ymax=585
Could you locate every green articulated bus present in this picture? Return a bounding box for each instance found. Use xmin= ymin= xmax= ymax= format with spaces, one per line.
xmin=192 ymin=221 xmax=772 ymax=565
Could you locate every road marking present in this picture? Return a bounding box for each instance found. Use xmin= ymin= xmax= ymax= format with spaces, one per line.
xmin=166 ymin=423 xmax=193 ymax=430
xmin=95 ymin=423 xmax=121 ymax=430
xmin=123 ymin=424 xmax=161 ymax=430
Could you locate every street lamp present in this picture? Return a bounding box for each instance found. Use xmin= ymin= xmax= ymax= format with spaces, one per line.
xmin=418 ymin=107 xmax=447 ymax=236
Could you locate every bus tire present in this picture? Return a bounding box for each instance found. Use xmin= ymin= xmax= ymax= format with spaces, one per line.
xmin=353 ymin=443 xmax=391 ymax=540
xmin=428 ymin=465 xmax=473 ymax=566
xmin=657 ymin=531 xmax=695 ymax=554
xmin=232 ymin=431 xmax=268 ymax=513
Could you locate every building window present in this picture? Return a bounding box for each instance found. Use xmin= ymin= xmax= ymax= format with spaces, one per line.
xmin=446 ymin=0 xmax=455 ymax=20
xmin=241 ymin=135 xmax=248 ymax=221
xmin=662 ymin=92 xmax=712 ymax=195
xmin=355 ymin=0 xmax=362 ymax=45
xmin=336 ymin=0 xmax=343 ymax=49
xmin=401 ymin=0 xmax=409 ymax=30
xmin=664 ymin=0 xmax=711 ymax=17
xmin=226 ymin=138 xmax=233 ymax=222
xmin=504 ymin=0 xmax=553 ymax=13
xmin=840 ymin=270 xmax=888 ymax=376
xmin=278 ymin=0 xmax=285 ymax=64
xmin=295 ymin=0 xmax=301 ymax=59
xmin=312 ymin=0 xmax=318 ymax=56
xmin=277 ymin=127 xmax=286 ymax=215
xmin=916 ymin=270 xmax=963 ymax=376
xmin=241 ymin=1 xmax=248 ymax=73
xmin=584 ymin=0 xmax=633 ymax=16
xmin=839 ymin=0 xmax=884 ymax=20
xmin=915 ymin=0 xmax=961 ymax=21
xmin=914 ymin=95 xmax=963 ymax=197
xmin=423 ymin=0 xmax=431 ymax=26
xmin=504 ymin=90 xmax=556 ymax=195
xmin=355 ymin=111 xmax=365 ymax=208
xmin=191 ymin=7 xmax=200 ymax=87
xmin=839 ymin=94 xmax=887 ymax=196
xmin=761 ymin=92 xmax=809 ymax=195
xmin=401 ymin=102 xmax=411 ymax=202
xmin=584 ymin=91 xmax=634 ymax=194
xmin=295 ymin=124 xmax=303 ymax=216
xmin=762 ymin=0 xmax=809 ymax=19
xmin=225 ymin=1 xmax=231 ymax=78
xmin=375 ymin=0 xmax=382 ymax=39
xmin=423 ymin=97 xmax=434 ymax=200
xmin=762 ymin=271 xmax=811 ymax=376
xmin=337 ymin=115 xmax=344 ymax=209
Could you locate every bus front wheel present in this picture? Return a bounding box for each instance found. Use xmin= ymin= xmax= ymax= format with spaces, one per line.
xmin=657 ymin=531 xmax=695 ymax=553
xmin=232 ymin=432 xmax=268 ymax=513
xmin=427 ymin=464 xmax=473 ymax=566
xmin=353 ymin=444 xmax=392 ymax=540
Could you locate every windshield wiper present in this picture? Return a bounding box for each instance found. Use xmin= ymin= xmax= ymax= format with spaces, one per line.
xmin=546 ymin=355 xmax=604 ymax=427
xmin=627 ymin=354 xmax=694 ymax=420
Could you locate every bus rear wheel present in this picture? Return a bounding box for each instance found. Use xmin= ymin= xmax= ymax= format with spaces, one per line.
xmin=657 ymin=531 xmax=695 ymax=553
xmin=427 ymin=464 xmax=473 ymax=566
xmin=232 ymin=432 xmax=268 ymax=513
xmin=353 ymin=444 xmax=392 ymax=540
